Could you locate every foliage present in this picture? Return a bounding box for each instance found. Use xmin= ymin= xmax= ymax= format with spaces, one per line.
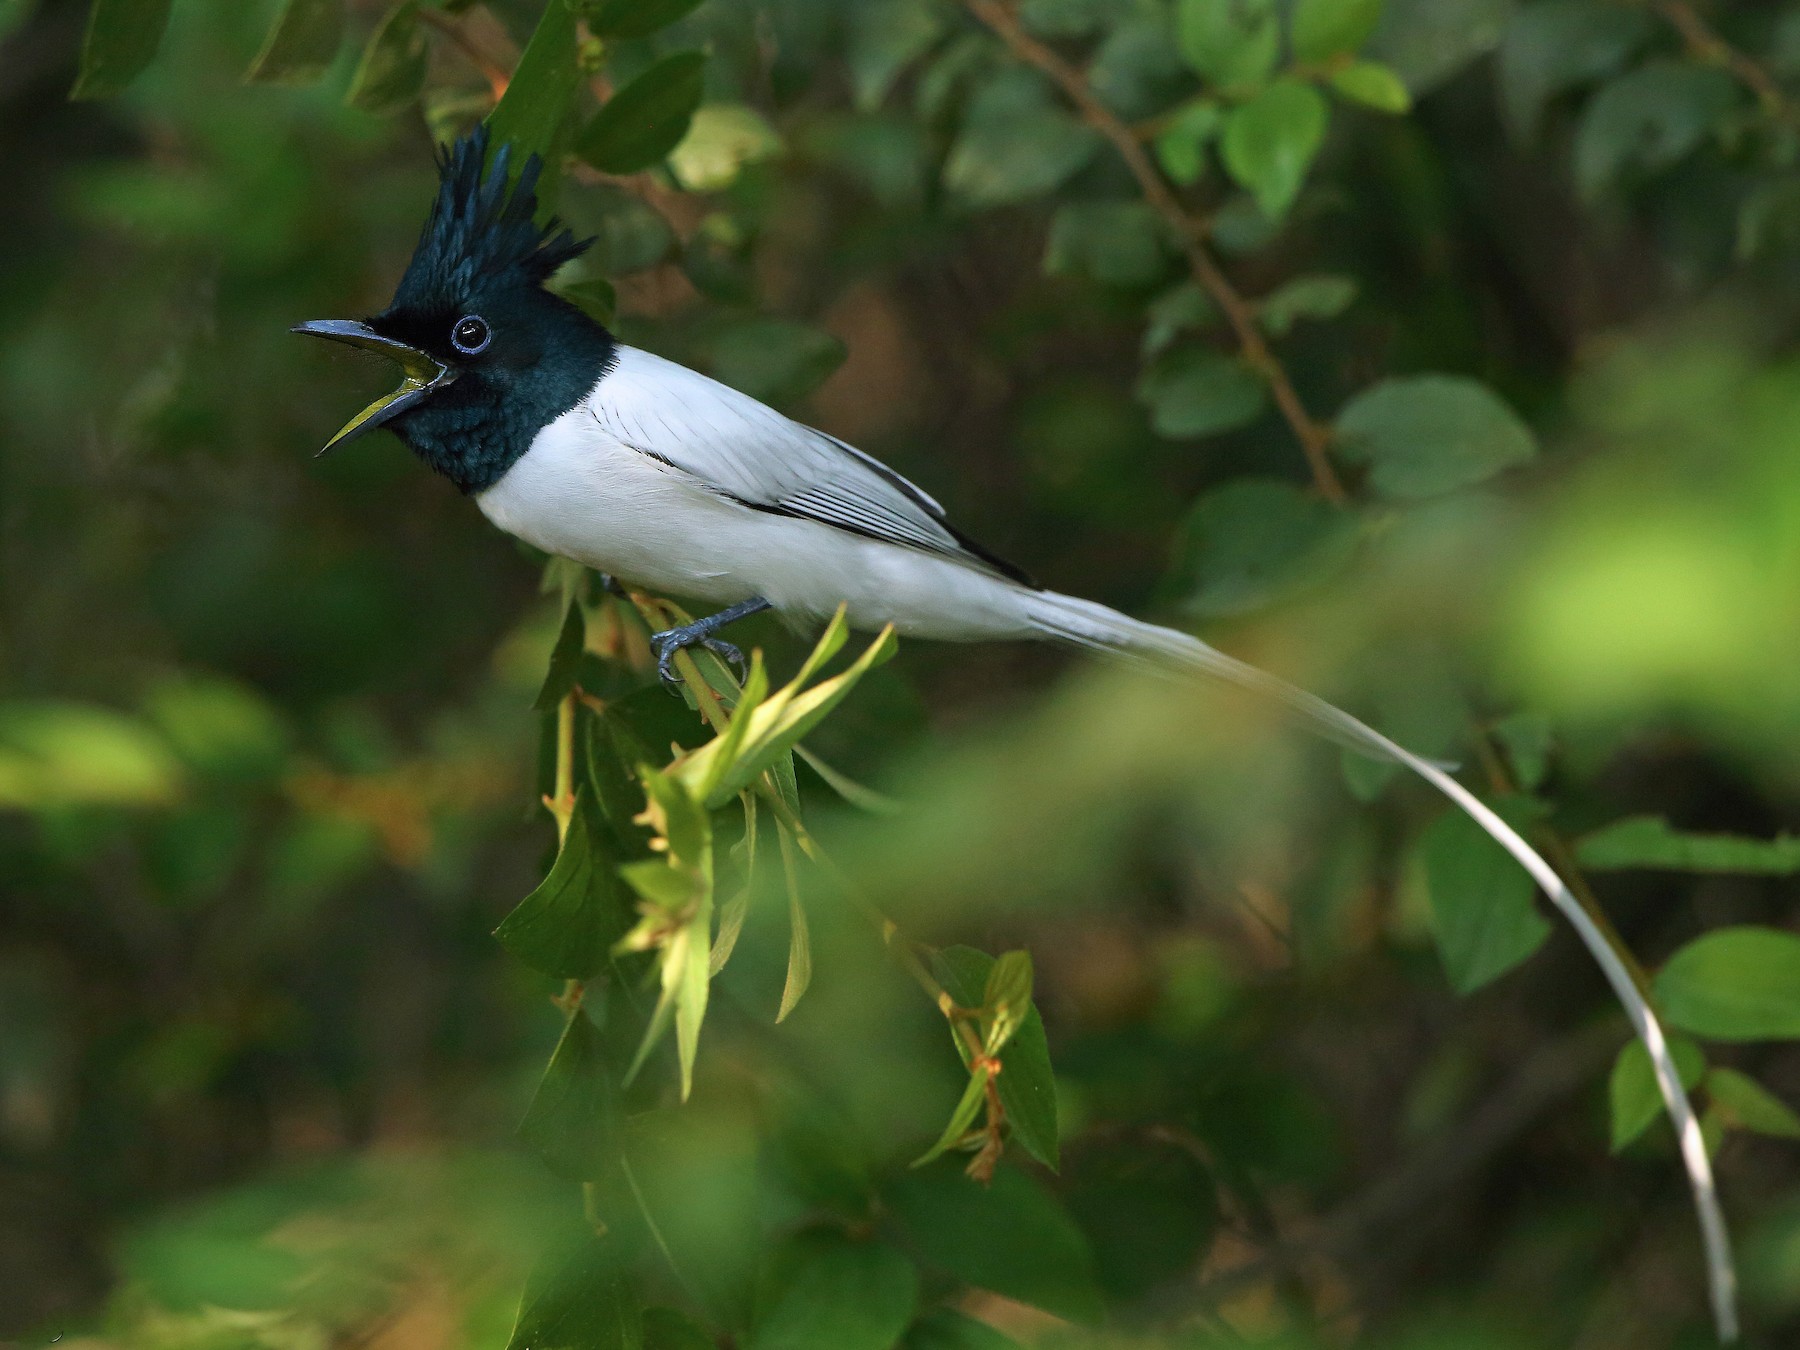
xmin=9 ymin=0 xmax=1800 ymax=1347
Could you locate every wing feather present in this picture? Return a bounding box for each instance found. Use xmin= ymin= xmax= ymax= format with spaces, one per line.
xmin=588 ymin=346 xmax=1032 ymax=584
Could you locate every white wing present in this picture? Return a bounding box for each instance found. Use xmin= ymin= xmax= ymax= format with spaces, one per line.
xmin=587 ymin=346 xmax=1032 ymax=585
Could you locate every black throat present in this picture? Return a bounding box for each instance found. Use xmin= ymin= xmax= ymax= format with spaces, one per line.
xmin=387 ymin=299 xmax=616 ymax=495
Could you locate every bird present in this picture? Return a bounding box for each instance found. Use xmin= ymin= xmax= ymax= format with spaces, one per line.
xmin=294 ymin=126 xmax=1735 ymax=1336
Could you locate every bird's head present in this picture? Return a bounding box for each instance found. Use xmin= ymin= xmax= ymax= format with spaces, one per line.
xmin=295 ymin=126 xmax=612 ymax=493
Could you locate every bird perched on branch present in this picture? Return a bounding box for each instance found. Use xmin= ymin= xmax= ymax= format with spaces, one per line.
xmin=294 ymin=126 xmax=1735 ymax=1339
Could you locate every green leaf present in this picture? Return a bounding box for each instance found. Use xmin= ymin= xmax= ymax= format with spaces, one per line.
xmin=1258 ymin=273 xmax=1357 ymax=335
xmin=494 ymin=794 xmax=634 ymax=980
xmin=670 ymin=616 xmax=898 ymax=810
xmin=1334 ymin=374 xmax=1537 ymax=500
xmin=944 ymin=68 xmax=1101 ymax=207
xmin=673 ymin=899 xmax=711 ymax=1100
xmin=749 ymin=1231 xmax=920 ymax=1350
xmin=71 ymin=0 xmax=171 ymax=99
xmin=1291 ymin=0 xmax=1384 ymax=62
xmin=1707 ymin=1068 xmax=1800 ymax=1140
xmin=982 ymin=950 xmax=1034 ymax=1054
xmin=1153 ymin=97 xmax=1223 ymax=186
xmin=903 ymin=1308 xmax=1022 ymax=1350
xmin=1221 ymin=79 xmax=1328 ymax=222
xmin=1168 ymin=477 xmax=1358 ymax=619
xmin=142 ymin=677 xmax=288 ymax=782
xmin=518 ymin=1008 xmax=621 ymax=1181
xmin=577 ymin=51 xmax=708 ymax=175
xmin=774 ymin=826 xmax=812 ymax=1022
xmin=1090 ymin=11 xmax=1192 ymax=120
xmin=1136 ymin=346 xmax=1268 ymax=440
xmin=1572 ymin=62 xmax=1739 ymax=201
xmin=534 ymin=601 xmax=588 ymax=712
xmin=1491 ymin=710 xmax=1553 ymax=791
xmin=669 ymin=104 xmax=783 ymax=193
xmin=1176 ymin=0 xmax=1278 ymax=88
xmin=708 ymin=317 xmax=847 ymax=406
xmin=1329 ymin=59 xmax=1411 ymax=113
xmin=933 ymin=948 xmax=1059 ymax=1170
xmin=1655 ymin=928 xmax=1800 ymax=1042
xmin=0 ymin=701 xmax=182 ymax=809
xmin=345 ymin=1 xmax=427 ymax=115
xmin=1609 ymin=1034 xmax=1704 ymax=1152
xmin=581 ymin=0 xmax=706 ymax=40
xmin=506 ymin=1235 xmax=643 ymax=1350
xmin=911 ymin=1064 xmax=992 ymax=1169
xmin=1420 ymin=799 xmax=1553 ymax=994
xmin=486 ymin=0 xmax=581 ymax=174
xmin=847 ymin=0 xmax=946 ymax=111
xmin=244 ymin=0 xmax=344 ymax=86
xmin=1043 ymin=201 xmax=1170 ymax=288
xmin=1142 ymin=281 xmax=1219 ymax=359
xmin=882 ymin=1163 xmax=1102 ymax=1323
xmin=1496 ymin=0 xmax=1654 ymax=143
xmin=1364 ymin=0 xmax=1510 ymax=97
xmin=1577 ymin=817 xmax=1800 ymax=876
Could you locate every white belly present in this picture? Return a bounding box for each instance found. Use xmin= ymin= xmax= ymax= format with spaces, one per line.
xmin=473 ymin=405 xmax=1034 ymax=642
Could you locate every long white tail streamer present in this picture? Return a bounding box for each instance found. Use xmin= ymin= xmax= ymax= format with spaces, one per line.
xmin=1021 ymin=589 xmax=1738 ymax=1342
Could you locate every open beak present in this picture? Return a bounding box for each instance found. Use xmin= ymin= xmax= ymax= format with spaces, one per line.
xmin=291 ymin=319 xmax=456 ymax=455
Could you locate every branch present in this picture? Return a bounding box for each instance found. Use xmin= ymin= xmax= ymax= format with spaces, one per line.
xmin=963 ymin=0 xmax=1348 ymax=504
xmin=1650 ymin=1 xmax=1786 ymax=118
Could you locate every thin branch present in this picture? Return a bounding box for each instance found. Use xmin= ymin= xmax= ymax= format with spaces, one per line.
xmin=1650 ymin=0 xmax=1786 ymax=118
xmin=963 ymin=0 xmax=1348 ymax=504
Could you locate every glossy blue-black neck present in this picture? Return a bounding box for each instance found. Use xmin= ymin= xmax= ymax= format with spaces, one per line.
xmin=376 ymin=292 xmax=614 ymax=494
xmin=368 ymin=127 xmax=611 ymax=494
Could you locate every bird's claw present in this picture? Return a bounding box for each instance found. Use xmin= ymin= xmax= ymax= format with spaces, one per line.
xmin=650 ymin=628 xmax=746 ymax=691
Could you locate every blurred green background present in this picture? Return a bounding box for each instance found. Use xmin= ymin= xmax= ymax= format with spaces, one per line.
xmin=6 ymin=0 xmax=1800 ymax=1346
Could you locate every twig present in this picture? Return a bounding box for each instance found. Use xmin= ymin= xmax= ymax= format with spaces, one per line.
xmin=962 ymin=0 xmax=1348 ymax=504
xmin=1649 ymin=0 xmax=1786 ymax=118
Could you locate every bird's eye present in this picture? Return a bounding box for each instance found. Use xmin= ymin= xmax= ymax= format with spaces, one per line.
xmin=451 ymin=314 xmax=491 ymax=355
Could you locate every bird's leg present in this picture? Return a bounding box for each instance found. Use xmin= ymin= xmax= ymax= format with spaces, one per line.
xmin=650 ymin=597 xmax=772 ymax=688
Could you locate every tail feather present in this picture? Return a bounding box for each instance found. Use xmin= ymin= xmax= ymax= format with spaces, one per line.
xmin=1023 ymin=589 xmax=1739 ymax=1342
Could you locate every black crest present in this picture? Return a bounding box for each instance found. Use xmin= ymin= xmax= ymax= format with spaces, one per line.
xmin=390 ymin=125 xmax=591 ymax=310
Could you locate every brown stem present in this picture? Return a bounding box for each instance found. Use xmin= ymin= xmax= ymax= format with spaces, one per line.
xmin=1650 ymin=0 xmax=1786 ymax=118
xmin=962 ymin=0 xmax=1349 ymax=504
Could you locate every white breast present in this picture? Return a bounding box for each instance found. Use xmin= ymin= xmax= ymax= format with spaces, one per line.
xmin=474 ymin=361 xmax=1039 ymax=641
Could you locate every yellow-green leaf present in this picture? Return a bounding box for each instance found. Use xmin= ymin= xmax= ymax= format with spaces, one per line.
xmin=244 ymin=0 xmax=344 ymax=87
xmin=1329 ymin=59 xmax=1411 ymax=113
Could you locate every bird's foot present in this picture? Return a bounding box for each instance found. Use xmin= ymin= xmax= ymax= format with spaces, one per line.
xmin=650 ymin=624 xmax=747 ymax=690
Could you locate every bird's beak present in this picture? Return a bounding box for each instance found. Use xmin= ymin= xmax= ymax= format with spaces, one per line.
xmin=291 ymin=319 xmax=456 ymax=455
